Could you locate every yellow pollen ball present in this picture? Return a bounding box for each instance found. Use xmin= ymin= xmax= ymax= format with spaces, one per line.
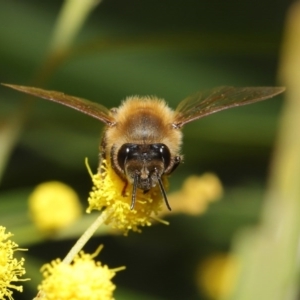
xmin=0 ymin=226 xmax=28 ymax=300
xmin=28 ymin=181 xmax=82 ymax=233
xmin=38 ymin=247 xmax=123 ymax=300
xmin=86 ymin=159 xmax=168 ymax=235
xmin=197 ymin=253 xmax=239 ymax=299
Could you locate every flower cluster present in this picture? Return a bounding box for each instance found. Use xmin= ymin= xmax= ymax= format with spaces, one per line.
xmin=37 ymin=246 xmax=124 ymax=300
xmin=86 ymin=159 xmax=167 ymax=235
xmin=28 ymin=181 xmax=82 ymax=233
xmin=162 ymin=173 xmax=223 ymax=216
xmin=196 ymin=253 xmax=239 ymax=299
xmin=0 ymin=226 xmax=27 ymax=300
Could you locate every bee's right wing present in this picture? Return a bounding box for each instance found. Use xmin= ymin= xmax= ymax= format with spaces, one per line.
xmin=173 ymin=86 xmax=285 ymax=128
xmin=2 ymin=84 xmax=116 ymax=126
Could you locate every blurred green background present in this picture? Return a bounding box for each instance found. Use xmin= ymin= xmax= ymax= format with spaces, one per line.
xmin=0 ymin=0 xmax=291 ymax=299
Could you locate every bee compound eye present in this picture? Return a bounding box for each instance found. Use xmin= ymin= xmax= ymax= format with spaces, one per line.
xmin=160 ymin=145 xmax=171 ymax=168
xmin=117 ymin=144 xmax=129 ymax=170
xmin=151 ymin=144 xmax=171 ymax=169
xmin=117 ymin=143 xmax=139 ymax=170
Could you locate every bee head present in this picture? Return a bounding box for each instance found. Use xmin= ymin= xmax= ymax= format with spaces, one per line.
xmin=117 ymin=143 xmax=172 ymax=210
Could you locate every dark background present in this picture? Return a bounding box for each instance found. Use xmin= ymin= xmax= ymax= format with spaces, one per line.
xmin=0 ymin=0 xmax=291 ymax=299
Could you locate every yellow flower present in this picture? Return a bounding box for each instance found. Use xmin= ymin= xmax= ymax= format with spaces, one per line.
xmin=0 ymin=226 xmax=27 ymax=300
xmin=196 ymin=253 xmax=239 ymax=299
xmin=161 ymin=173 xmax=223 ymax=216
xmin=37 ymin=246 xmax=124 ymax=300
xmin=86 ymin=159 xmax=168 ymax=235
xmin=28 ymin=181 xmax=82 ymax=233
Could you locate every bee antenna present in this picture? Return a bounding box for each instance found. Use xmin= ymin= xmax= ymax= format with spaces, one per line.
xmin=130 ymin=173 xmax=138 ymax=210
xmin=157 ymin=175 xmax=172 ymax=211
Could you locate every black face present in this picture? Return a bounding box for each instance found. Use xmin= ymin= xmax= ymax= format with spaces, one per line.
xmin=117 ymin=143 xmax=172 ymax=210
xmin=118 ymin=143 xmax=170 ymax=189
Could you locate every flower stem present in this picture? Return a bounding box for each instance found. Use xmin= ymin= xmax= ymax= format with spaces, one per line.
xmin=62 ymin=209 xmax=110 ymax=264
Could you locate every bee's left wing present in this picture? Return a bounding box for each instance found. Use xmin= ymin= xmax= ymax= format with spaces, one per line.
xmin=2 ymin=84 xmax=115 ymax=126
xmin=173 ymin=86 xmax=285 ymax=128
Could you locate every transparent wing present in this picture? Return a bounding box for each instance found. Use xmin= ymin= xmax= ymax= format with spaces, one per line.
xmin=2 ymin=84 xmax=115 ymax=126
xmin=174 ymin=86 xmax=285 ymax=127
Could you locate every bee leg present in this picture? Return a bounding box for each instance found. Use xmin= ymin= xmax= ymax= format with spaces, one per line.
xmin=157 ymin=175 xmax=172 ymax=211
xmin=153 ymin=168 xmax=172 ymax=211
xmin=130 ymin=173 xmax=139 ymax=210
xmin=121 ymin=180 xmax=128 ymax=197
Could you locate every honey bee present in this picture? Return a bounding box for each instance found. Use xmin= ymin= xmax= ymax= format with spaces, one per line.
xmin=2 ymin=84 xmax=285 ymax=210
